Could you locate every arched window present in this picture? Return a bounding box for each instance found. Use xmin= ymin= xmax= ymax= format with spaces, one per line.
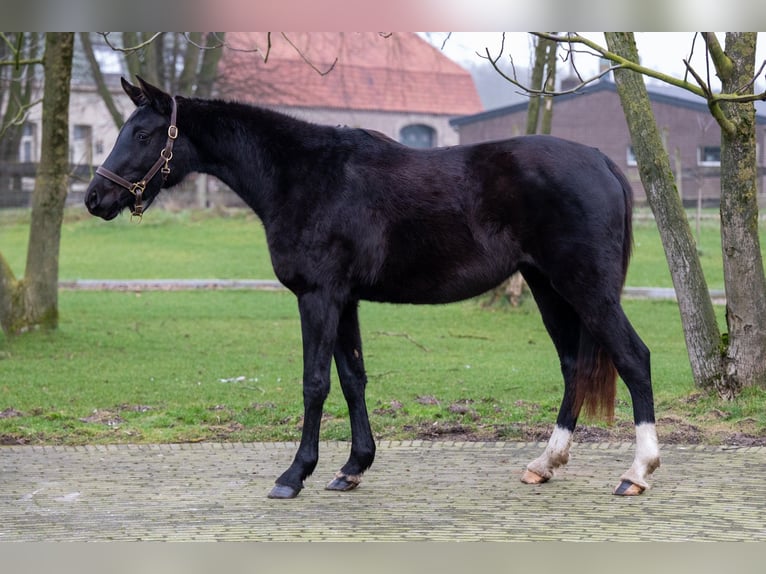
xmin=399 ymin=124 xmax=436 ymax=149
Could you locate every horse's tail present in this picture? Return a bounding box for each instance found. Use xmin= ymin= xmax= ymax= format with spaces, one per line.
xmin=606 ymin=154 xmax=634 ymax=283
xmin=572 ymin=155 xmax=633 ymax=423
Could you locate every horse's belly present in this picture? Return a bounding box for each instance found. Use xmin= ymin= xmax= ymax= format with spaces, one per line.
xmin=356 ymin=258 xmax=513 ymax=305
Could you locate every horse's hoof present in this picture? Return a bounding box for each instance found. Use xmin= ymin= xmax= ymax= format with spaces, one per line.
xmin=326 ymin=473 xmax=361 ymax=491
xmin=520 ymin=469 xmax=549 ymax=485
xmin=613 ymin=480 xmax=645 ymax=496
xmin=267 ymin=484 xmax=301 ymax=499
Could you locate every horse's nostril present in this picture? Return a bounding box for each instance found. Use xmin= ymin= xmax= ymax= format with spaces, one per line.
xmin=85 ymin=189 xmax=99 ymax=211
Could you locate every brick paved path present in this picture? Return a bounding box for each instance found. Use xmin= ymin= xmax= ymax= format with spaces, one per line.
xmin=1 ymin=441 xmax=764 ymax=541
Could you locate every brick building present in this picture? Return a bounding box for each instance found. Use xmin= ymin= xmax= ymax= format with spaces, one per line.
xmin=450 ymin=78 xmax=766 ymax=206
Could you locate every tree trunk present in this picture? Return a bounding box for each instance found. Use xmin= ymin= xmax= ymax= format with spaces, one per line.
xmin=176 ymin=32 xmax=201 ymax=94
xmin=0 ymin=33 xmax=74 ymax=336
xmin=0 ymin=33 xmax=39 ymax=193
xmin=525 ymin=37 xmax=548 ymax=135
xmin=715 ymin=33 xmax=766 ymax=393
xmin=196 ymin=33 xmax=225 ymax=98
xmin=122 ymin=33 xmax=141 ymax=80
xmin=492 ymin=35 xmax=557 ymax=307
xmin=604 ymin=32 xmax=725 ymax=390
xmin=80 ymin=32 xmax=123 ymax=129
xmin=540 ymin=38 xmax=557 ymax=135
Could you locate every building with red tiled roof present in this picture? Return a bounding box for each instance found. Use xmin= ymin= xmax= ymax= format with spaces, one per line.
xmin=217 ymin=32 xmax=483 ymax=147
xmin=3 ymin=33 xmax=482 ymax=208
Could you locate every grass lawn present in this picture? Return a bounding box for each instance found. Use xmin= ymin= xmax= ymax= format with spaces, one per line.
xmin=1 ymin=207 xmax=765 ymax=445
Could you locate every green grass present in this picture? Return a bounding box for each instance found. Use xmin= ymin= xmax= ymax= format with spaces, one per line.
xmin=1 ymin=207 xmax=765 ymax=445
xmin=0 ymin=290 xmax=696 ymax=444
xmin=0 ymin=207 xmax=277 ymax=280
xmin=3 ymin=207 xmax=762 ymax=288
xmin=627 ymin=211 xmax=737 ymax=289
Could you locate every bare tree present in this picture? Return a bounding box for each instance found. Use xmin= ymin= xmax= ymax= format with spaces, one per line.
xmin=604 ymin=33 xmax=724 ymax=393
xmin=80 ymin=32 xmax=227 ymax=131
xmin=99 ymin=32 xmax=225 ymax=96
xmin=707 ymin=33 xmax=766 ymax=395
xmin=0 ymin=33 xmax=42 ymax=193
xmin=485 ymin=34 xmax=557 ymax=307
xmin=484 ymin=32 xmax=766 ymax=397
xmin=79 ymin=32 xmax=124 ymax=129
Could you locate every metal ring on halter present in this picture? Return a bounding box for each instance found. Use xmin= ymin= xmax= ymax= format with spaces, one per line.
xmin=129 ymin=181 xmax=146 ymax=221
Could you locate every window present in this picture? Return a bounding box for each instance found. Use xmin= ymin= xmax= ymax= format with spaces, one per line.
xmin=71 ymin=124 xmax=93 ymax=164
xmin=626 ymin=146 xmax=637 ymax=166
xmin=20 ymin=122 xmax=37 ymax=162
xmin=698 ymin=145 xmax=721 ymax=166
xmin=73 ymin=124 xmax=92 ymax=142
xmin=399 ymin=124 xmax=435 ymax=149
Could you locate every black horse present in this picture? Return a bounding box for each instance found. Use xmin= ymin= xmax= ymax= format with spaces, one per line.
xmin=86 ymin=78 xmax=660 ymax=499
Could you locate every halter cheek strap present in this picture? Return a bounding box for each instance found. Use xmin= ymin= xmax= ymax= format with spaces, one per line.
xmin=96 ymin=97 xmax=178 ymax=221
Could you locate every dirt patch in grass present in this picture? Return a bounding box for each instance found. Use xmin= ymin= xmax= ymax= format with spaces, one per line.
xmin=412 ymin=416 xmax=766 ymax=446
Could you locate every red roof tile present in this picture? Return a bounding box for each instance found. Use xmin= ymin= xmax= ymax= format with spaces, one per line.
xmin=217 ymin=32 xmax=483 ymax=116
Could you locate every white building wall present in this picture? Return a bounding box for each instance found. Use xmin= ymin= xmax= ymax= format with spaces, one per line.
xmin=13 ymin=88 xmax=463 ymax=208
xmin=275 ymin=106 xmax=461 ymax=147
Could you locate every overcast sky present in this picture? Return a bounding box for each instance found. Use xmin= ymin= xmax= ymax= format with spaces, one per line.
xmin=423 ymin=32 xmax=766 ymax=91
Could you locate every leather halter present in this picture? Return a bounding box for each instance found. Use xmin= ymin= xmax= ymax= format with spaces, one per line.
xmin=95 ymin=97 xmax=178 ymax=220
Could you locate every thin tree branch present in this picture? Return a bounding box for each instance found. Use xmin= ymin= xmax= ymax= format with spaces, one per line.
xmin=280 ymin=32 xmax=337 ymax=76
xmin=496 ymin=33 xmax=766 ymax=107
xmin=439 ymin=32 xmax=452 ymax=51
xmin=263 ymin=32 xmax=272 ymax=63
xmin=481 ymin=42 xmax=619 ymax=97
xmin=100 ymin=32 xmax=163 ymax=54
xmin=532 ymin=32 xmax=710 ymax=98
xmin=181 ymin=32 xmax=226 ymax=50
xmin=0 ymin=97 xmax=42 ymax=138
xmin=0 ymin=58 xmax=43 ymax=67
xmin=735 ymin=59 xmax=766 ymax=95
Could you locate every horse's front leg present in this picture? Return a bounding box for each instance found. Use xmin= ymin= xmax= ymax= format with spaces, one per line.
xmin=268 ymin=291 xmax=342 ymax=499
xmin=326 ymin=301 xmax=376 ymax=492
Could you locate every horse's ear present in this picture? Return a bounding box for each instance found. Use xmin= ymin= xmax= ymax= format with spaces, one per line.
xmin=121 ymin=77 xmax=147 ymax=107
xmin=135 ymin=76 xmax=173 ymax=116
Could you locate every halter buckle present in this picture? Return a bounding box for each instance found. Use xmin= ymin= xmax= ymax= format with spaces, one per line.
xmin=129 ymin=180 xmax=145 ymax=221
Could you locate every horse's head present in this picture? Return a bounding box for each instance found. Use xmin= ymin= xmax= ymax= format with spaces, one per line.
xmin=85 ymin=77 xmax=183 ymax=220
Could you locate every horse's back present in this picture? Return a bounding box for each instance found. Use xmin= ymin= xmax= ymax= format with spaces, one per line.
xmin=346 ymin=135 xmax=631 ymax=304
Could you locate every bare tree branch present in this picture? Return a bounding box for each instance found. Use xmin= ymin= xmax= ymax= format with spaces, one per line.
xmin=439 ymin=32 xmax=452 ymax=51
xmin=181 ymin=32 xmax=226 ymax=51
xmin=100 ymin=32 xmax=163 ymax=54
xmin=492 ymin=33 xmax=766 ymax=107
xmin=0 ymin=59 xmax=43 ymax=67
xmin=280 ymin=32 xmax=337 ymax=76
xmin=0 ymin=97 xmax=42 ymax=139
xmin=481 ymin=41 xmax=619 ymax=97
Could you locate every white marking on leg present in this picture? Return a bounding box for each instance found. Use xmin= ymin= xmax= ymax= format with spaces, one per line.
xmin=526 ymin=425 xmax=573 ymax=480
xmin=619 ymin=422 xmax=661 ymax=489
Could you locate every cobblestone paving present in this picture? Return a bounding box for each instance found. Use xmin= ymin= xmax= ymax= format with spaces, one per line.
xmin=1 ymin=441 xmax=764 ymax=541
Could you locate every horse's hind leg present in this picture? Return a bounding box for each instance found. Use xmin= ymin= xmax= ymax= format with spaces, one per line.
xmin=326 ymin=301 xmax=376 ymax=491
xmin=519 ymin=267 xmax=582 ymax=484
xmin=584 ymin=305 xmax=660 ymax=495
xmin=570 ymin=293 xmax=660 ymax=495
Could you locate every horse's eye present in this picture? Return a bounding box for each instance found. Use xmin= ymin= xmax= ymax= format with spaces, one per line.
xmin=136 ymin=131 xmax=150 ymax=143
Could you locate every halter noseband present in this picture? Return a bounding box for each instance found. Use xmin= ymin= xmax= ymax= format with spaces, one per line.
xmin=95 ymin=96 xmax=178 ymax=221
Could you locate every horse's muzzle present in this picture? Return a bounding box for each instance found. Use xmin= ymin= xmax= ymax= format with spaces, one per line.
xmin=85 ymin=184 xmax=121 ymax=220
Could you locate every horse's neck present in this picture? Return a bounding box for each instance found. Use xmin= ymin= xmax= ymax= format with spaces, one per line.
xmin=183 ymin=100 xmax=315 ymax=220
